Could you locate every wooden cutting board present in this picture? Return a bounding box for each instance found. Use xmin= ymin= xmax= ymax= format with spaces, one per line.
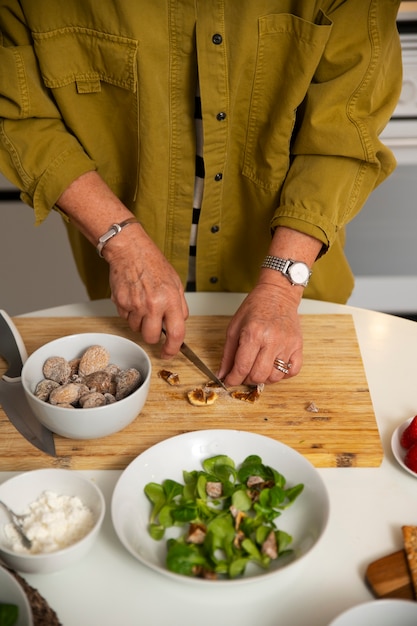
xmin=0 ymin=314 xmax=382 ymax=470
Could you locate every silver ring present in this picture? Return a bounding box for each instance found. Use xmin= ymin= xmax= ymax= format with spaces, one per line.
xmin=273 ymin=358 xmax=292 ymax=374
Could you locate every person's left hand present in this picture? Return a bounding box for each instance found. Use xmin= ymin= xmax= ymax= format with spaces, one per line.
xmin=217 ymin=283 xmax=303 ymax=386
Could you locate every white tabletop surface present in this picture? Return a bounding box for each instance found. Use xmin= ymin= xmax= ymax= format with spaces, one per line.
xmin=3 ymin=294 xmax=417 ymax=625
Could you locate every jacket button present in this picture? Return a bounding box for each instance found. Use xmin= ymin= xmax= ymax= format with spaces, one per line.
xmin=212 ymin=34 xmax=223 ymax=45
xmin=216 ymin=111 xmax=226 ymax=121
xmin=210 ymin=276 xmax=218 ymax=284
xmin=211 ymin=225 xmax=219 ymax=233
xmin=214 ymin=172 xmax=223 ymax=181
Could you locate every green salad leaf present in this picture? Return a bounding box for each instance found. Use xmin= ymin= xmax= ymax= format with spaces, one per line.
xmin=144 ymin=454 xmax=304 ymax=580
xmin=0 ymin=604 xmax=19 ymax=626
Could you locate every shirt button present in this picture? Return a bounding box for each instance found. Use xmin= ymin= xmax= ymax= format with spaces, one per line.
xmin=216 ymin=111 xmax=227 ymax=121
xmin=210 ymin=276 xmax=218 ymax=284
xmin=212 ymin=34 xmax=223 ymax=45
xmin=214 ymin=172 xmax=223 ymax=181
xmin=211 ymin=225 xmax=220 ymax=233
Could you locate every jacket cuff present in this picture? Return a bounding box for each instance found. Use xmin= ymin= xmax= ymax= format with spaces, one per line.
xmin=31 ymin=149 xmax=97 ymax=225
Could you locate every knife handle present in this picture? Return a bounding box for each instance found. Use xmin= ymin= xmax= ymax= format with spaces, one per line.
xmin=0 ymin=309 xmax=28 ymax=380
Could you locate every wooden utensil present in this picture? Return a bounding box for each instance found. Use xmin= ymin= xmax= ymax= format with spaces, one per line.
xmin=365 ymin=550 xmax=415 ymax=600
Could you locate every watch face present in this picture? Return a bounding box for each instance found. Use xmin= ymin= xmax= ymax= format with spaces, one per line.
xmin=288 ymin=262 xmax=310 ymax=285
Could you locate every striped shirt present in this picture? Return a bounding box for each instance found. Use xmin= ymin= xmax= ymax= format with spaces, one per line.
xmin=185 ymin=90 xmax=204 ymax=292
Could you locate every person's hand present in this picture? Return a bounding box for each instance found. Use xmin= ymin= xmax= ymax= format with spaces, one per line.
xmin=104 ymin=224 xmax=189 ymax=358
xmin=56 ymin=172 xmax=189 ymax=359
xmin=217 ymin=283 xmax=303 ymax=386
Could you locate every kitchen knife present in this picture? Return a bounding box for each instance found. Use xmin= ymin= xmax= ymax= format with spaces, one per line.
xmin=161 ymin=328 xmax=227 ymax=390
xmin=0 ymin=310 xmax=56 ymax=456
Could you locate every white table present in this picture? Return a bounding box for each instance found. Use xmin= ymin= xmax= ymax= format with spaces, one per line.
xmin=2 ymin=294 xmax=417 ymax=626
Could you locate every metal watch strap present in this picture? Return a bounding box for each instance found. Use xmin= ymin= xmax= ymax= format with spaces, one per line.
xmin=261 ymin=256 xmax=290 ymax=274
xmin=96 ymin=217 xmax=139 ymax=257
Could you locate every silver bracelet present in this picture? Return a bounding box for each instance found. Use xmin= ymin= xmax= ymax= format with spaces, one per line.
xmin=96 ymin=217 xmax=139 ymax=257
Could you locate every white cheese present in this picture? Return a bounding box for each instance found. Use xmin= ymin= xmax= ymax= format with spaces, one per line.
xmin=4 ymin=490 xmax=94 ymax=554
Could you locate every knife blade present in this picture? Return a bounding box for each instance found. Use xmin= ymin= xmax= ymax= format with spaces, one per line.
xmin=0 ymin=309 xmax=56 ymax=456
xmin=161 ymin=328 xmax=227 ymax=390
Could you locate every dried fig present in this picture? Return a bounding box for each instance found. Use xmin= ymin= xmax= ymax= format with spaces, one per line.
xmin=49 ymin=382 xmax=82 ymax=406
xmin=115 ymin=368 xmax=142 ymax=400
xmin=34 ymin=379 xmax=60 ymax=402
xmin=42 ymin=356 xmax=71 ymax=384
xmin=78 ymin=345 xmax=110 ymax=376
xmin=84 ymin=370 xmax=116 ymax=394
xmin=79 ymin=391 xmax=107 ymax=408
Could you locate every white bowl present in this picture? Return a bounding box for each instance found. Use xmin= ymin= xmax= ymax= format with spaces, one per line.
xmin=0 ymin=469 xmax=105 ymax=574
xmin=21 ymin=332 xmax=151 ymax=439
xmin=0 ymin=565 xmax=33 ymax=626
xmin=111 ymin=429 xmax=329 ymax=585
xmin=391 ymin=417 xmax=417 ymax=477
xmin=328 ymin=599 xmax=417 ymax=626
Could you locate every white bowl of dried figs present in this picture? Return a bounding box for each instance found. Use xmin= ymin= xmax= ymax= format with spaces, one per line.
xmin=21 ymin=333 xmax=151 ymax=439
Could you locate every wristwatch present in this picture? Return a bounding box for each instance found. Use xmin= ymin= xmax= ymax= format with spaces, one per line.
xmin=261 ymin=255 xmax=312 ymax=287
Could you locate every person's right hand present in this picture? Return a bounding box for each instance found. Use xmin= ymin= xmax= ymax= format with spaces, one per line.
xmin=103 ymin=222 xmax=189 ymax=359
xmin=57 ymin=171 xmax=189 ymax=359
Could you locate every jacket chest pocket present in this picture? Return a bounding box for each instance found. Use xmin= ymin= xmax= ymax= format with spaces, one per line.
xmin=242 ymin=12 xmax=332 ymax=191
xmin=32 ymin=27 xmax=139 ymax=187
xmin=33 ymin=27 xmax=138 ymax=92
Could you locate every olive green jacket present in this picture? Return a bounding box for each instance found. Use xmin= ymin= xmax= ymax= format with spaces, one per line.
xmin=0 ymin=0 xmax=402 ymax=302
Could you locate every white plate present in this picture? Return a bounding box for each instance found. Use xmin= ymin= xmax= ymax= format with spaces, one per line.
xmin=328 ymin=599 xmax=417 ymax=626
xmin=0 ymin=565 xmax=34 ymax=626
xmin=111 ymin=429 xmax=329 ymax=585
xmin=391 ymin=417 xmax=417 ymax=477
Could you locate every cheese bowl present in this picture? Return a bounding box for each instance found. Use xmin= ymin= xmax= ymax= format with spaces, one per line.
xmin=0 ymin=469 xmax=105 ymax=574
xmin=21 ymin=332 xmax=151 ymax=439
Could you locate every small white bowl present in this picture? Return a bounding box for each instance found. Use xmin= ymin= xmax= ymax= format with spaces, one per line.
xmin=0 ymin=565 xmax=33 ymax=626
xmin=112 ymin=429 xmax=329 ymax=585
xmin=0 ymin=469 xmax=105 ymax=574
xmin=328 ymin=599 xmax=417 ymax=626
xmin=391 ymin=417 xmax=417 ymax=477
xmin=21 ymin=332 xmax=151 ymax=439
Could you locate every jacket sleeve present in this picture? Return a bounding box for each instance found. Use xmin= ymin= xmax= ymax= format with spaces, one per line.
xmin=0 ymin=3 xmax=96 ymax=224
xmin=271 ymin=0 xmax=402 ymax=253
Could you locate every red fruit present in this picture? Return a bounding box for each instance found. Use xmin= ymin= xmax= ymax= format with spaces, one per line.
xmin=400 ymin=415 xmax=417 ymax=449
xmin=404 ymin=443 xmax=417 ymax=474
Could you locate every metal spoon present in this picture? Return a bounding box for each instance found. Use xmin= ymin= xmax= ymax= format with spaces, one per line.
xmin=0 ymin=500 xmax=32 ymax=550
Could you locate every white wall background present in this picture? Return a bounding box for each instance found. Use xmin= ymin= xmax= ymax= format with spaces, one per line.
xmin=0 ymin=173 xmax=89 ymax=316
